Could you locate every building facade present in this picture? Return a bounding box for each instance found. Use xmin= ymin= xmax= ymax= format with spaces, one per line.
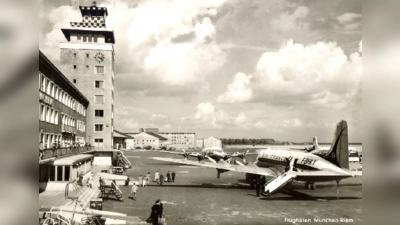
xmin=59 ymin=2 xmax=115 ymax=149
xmin=132 ymin=132 xmax=168 ymax=149
xmin=39 ymin=51 xmax=89 ymax=148
xmin=159 ymin=132 xmax=197 ymax=149
xmin=203 ymin=136 xmax=222 ymax=148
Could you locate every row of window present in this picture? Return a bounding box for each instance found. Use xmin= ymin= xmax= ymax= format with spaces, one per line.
xmin=62 ymin=113 xmax=76 ymax=128
xmin=72 ymin=65 xmax=104 ymax=74
xmin=40 ymin=104 xmax=59 ymax=125
xmin=136 ymin=140 xmax=156 ymax=142
xmin=77 ymin=34 xmax=102 ymax=43
xmin=39 ymin=73 xmax=86 ymax=116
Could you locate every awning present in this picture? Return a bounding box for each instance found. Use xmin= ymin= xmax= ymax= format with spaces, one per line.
xmin=52 ymin=154 xmax=94 ymax=166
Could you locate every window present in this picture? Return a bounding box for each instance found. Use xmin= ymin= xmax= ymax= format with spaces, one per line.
xmin=95 ymin=124 xmax=104 ymax=131
xmin=55 ymin=111 xmax=59 ymax=125
xmin=64 ymin=166 xmax=70 ymax=181
xmin=41 ymin=75 xmax=46 ymax=91
xmin=95 ymin=110 xmax=104 ymax=117
xmin=74 ymin=52 xmax=77 ymax=57
xmin=40 ymin=105 xmax=45 ymax=121
xmin=86 ymin=65 xmax=89 ymax=69
xmin=73 ymin=65 xmax=76 ymax=69
xmin=95 ymin=95 xmax=104 ymax=104
xmin=94 ymin=35 xmax=98 ymax=43
xmin=73 ymin=79 xmax=76 ymax=83
xmin=83 ymin=35 xmax=87 ymax=42
xmin=57 ymin=166 xmax=63 ymax=181
xmin=95 ymin=80 xmax=104 ymax=88
xmin=46 ymin=107 xmax=50 ymax=122
xmin=86 ymin=53 xmax=89 ymax=58
xmin=77 ymin=34 xmax=81 ymax=42
xmin=95 ymin=138 xmax=103 ymax=143
xmin=95 ymin=66 xmax=104 ymax=74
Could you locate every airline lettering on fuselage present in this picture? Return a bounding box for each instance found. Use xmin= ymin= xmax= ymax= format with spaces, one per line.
xmin=261 ymin=153 xmax=293 ymax=162
xmin=300 ymin=157 xmax=317 ymax=166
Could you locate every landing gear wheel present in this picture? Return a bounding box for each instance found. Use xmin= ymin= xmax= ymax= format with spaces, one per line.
xmin=310 ymin=183 xmax=316 ymax=190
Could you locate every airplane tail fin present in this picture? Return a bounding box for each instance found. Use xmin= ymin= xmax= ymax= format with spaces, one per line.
xmin=324 ymin=120 xmax=349 ymax=169
xmin=313 ymin=136 xmax=319 ymax=149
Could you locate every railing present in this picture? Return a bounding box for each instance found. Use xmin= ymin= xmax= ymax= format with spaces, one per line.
xmin=41 ymin=146 xmax=95 ymax=160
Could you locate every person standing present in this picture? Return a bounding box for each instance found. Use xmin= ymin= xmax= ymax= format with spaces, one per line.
xmin=166 ymin=171 xmax=171 ymax=182
xmin=159 ymin=173 xmax=164 ymax=186
xmin=154 ymin=171 xmax=159 ymax=183
xmin=138 ymin=175 xmax=143 ymax=187
xmin=39 ymin=141 xmax=44 ymax=160
xmin=130 ymin=183 xmax=138 ymax=200
xmin=171 ymin=171 xmax=176 ymax=183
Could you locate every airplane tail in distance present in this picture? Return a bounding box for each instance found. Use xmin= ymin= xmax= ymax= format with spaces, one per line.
xmin=312 ymin=136 xmax=319 ymax=149
xmin=324 ymin=120 xmax=349 ymax=169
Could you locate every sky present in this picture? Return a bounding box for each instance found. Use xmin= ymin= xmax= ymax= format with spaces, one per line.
xmin=39 ymin=0 xmax=362 ymax=143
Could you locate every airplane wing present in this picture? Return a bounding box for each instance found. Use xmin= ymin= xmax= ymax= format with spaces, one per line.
xmin=159 ymin=150 xmax=186 ymax=156
xmin=151 ymin=157 xmax=277 ymax=177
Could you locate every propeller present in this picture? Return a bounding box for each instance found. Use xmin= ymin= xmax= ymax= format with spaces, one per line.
xmin=205 ymin=154 xmax=217 ymax=163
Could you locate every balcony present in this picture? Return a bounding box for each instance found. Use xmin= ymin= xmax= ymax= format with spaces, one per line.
xmin=40 ymin=146 xmax=95 ymax=161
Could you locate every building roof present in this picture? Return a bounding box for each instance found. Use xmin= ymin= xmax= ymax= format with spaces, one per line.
xmin=39 ymin=50 xmax=89 ymax=105
xmin=145 ymin=132 xmax=168 ymax=141
xmin=159 ymin=132 xmax=196 ymax=135
xmin=113 ymin=130 xmax=134 ymax=139
xmin=52 ymin=154 xmax=94 ymax=166
xmin=61 ymin=27 xmax=115 ymax=44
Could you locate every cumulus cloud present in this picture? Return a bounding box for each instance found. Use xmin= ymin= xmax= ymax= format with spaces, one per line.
xmin=40 ymin=0 xmax=227 ymax=95
xmin=280 ymin=119 xmax=303 ymax=128
xmin=151 ymin=113 xmax=167 ymax=120
xmin=182 ymin=102 xmax=249 ymax=129
xmin=219 ymin=40 xmax=362 ymax=109
xmin=217 ymin=72 xmax=253 ymax=103
xmin=337 ymin=13 xmax=362 ymax=24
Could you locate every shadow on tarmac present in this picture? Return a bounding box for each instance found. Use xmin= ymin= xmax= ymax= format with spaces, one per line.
xmin=259 ymin=189 xmax=362 ymax=201
xmin=136 ymin=183 xmax=251 ymax=189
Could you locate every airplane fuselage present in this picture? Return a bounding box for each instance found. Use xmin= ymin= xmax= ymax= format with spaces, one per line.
xmin=254 ymin=149 xmax=352 ymax=182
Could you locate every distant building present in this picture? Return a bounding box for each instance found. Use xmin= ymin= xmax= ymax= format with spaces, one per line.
xmin=159 ymin=132 xmax=196 ymax=149
xmin=59 ymin=2 xmax=116 ymax=149
xmin=203 ymin=136 xmax=222 ymax=148
xmin=113 ymin=130 xmax=134 ymax=150
xmin=196 ymin=139 xmax=204 ymax=148
xmin=129 ymin=131 xmax=168 ymax=149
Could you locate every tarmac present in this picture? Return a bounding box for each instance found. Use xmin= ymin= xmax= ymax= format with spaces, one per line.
xmin=102 ymin=148 xmax=362 ymax=225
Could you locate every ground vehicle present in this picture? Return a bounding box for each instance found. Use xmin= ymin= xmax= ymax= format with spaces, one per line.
xmin=112 ymin=167 xmax=124 ymax=175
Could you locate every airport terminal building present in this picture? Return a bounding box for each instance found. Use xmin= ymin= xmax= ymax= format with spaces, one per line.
xmin=39 ymin=51 xmax=89 ymax=148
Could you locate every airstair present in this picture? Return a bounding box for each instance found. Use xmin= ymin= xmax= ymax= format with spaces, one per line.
xmin=264 ymin=173 xmax=296 ymax=195
xmin=117 ymin=152 xmax=132 ymax=169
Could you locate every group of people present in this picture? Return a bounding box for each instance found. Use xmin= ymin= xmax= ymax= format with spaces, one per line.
xmin=154 ymin=171 xmax=176 ymax=185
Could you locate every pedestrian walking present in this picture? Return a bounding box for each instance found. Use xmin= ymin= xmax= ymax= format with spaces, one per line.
xmin=159 ymin=173 xmax=164 ymax=186
xmin=147 ymin=199 xmax=164 ymax=225
xmin=166 ymin=171 xmax=171 ymax=182
xmin=130 ymin=183 xmax=138 ymax=200
xmin=138 ymin=175 xmax=143 ymax=186
xmin=154 ymin=171 xmax=160 ymax=183
xmin=172 ymin=171 xmax=176 ymax=183
xmin=146 ymin=172 xmax=151 ymax=181
xmin=87 ymin=173 xmax=93 ymax=189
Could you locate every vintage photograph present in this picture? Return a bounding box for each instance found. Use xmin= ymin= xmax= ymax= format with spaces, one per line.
xmin=39 ymin=0 xmax=362 ymax=224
